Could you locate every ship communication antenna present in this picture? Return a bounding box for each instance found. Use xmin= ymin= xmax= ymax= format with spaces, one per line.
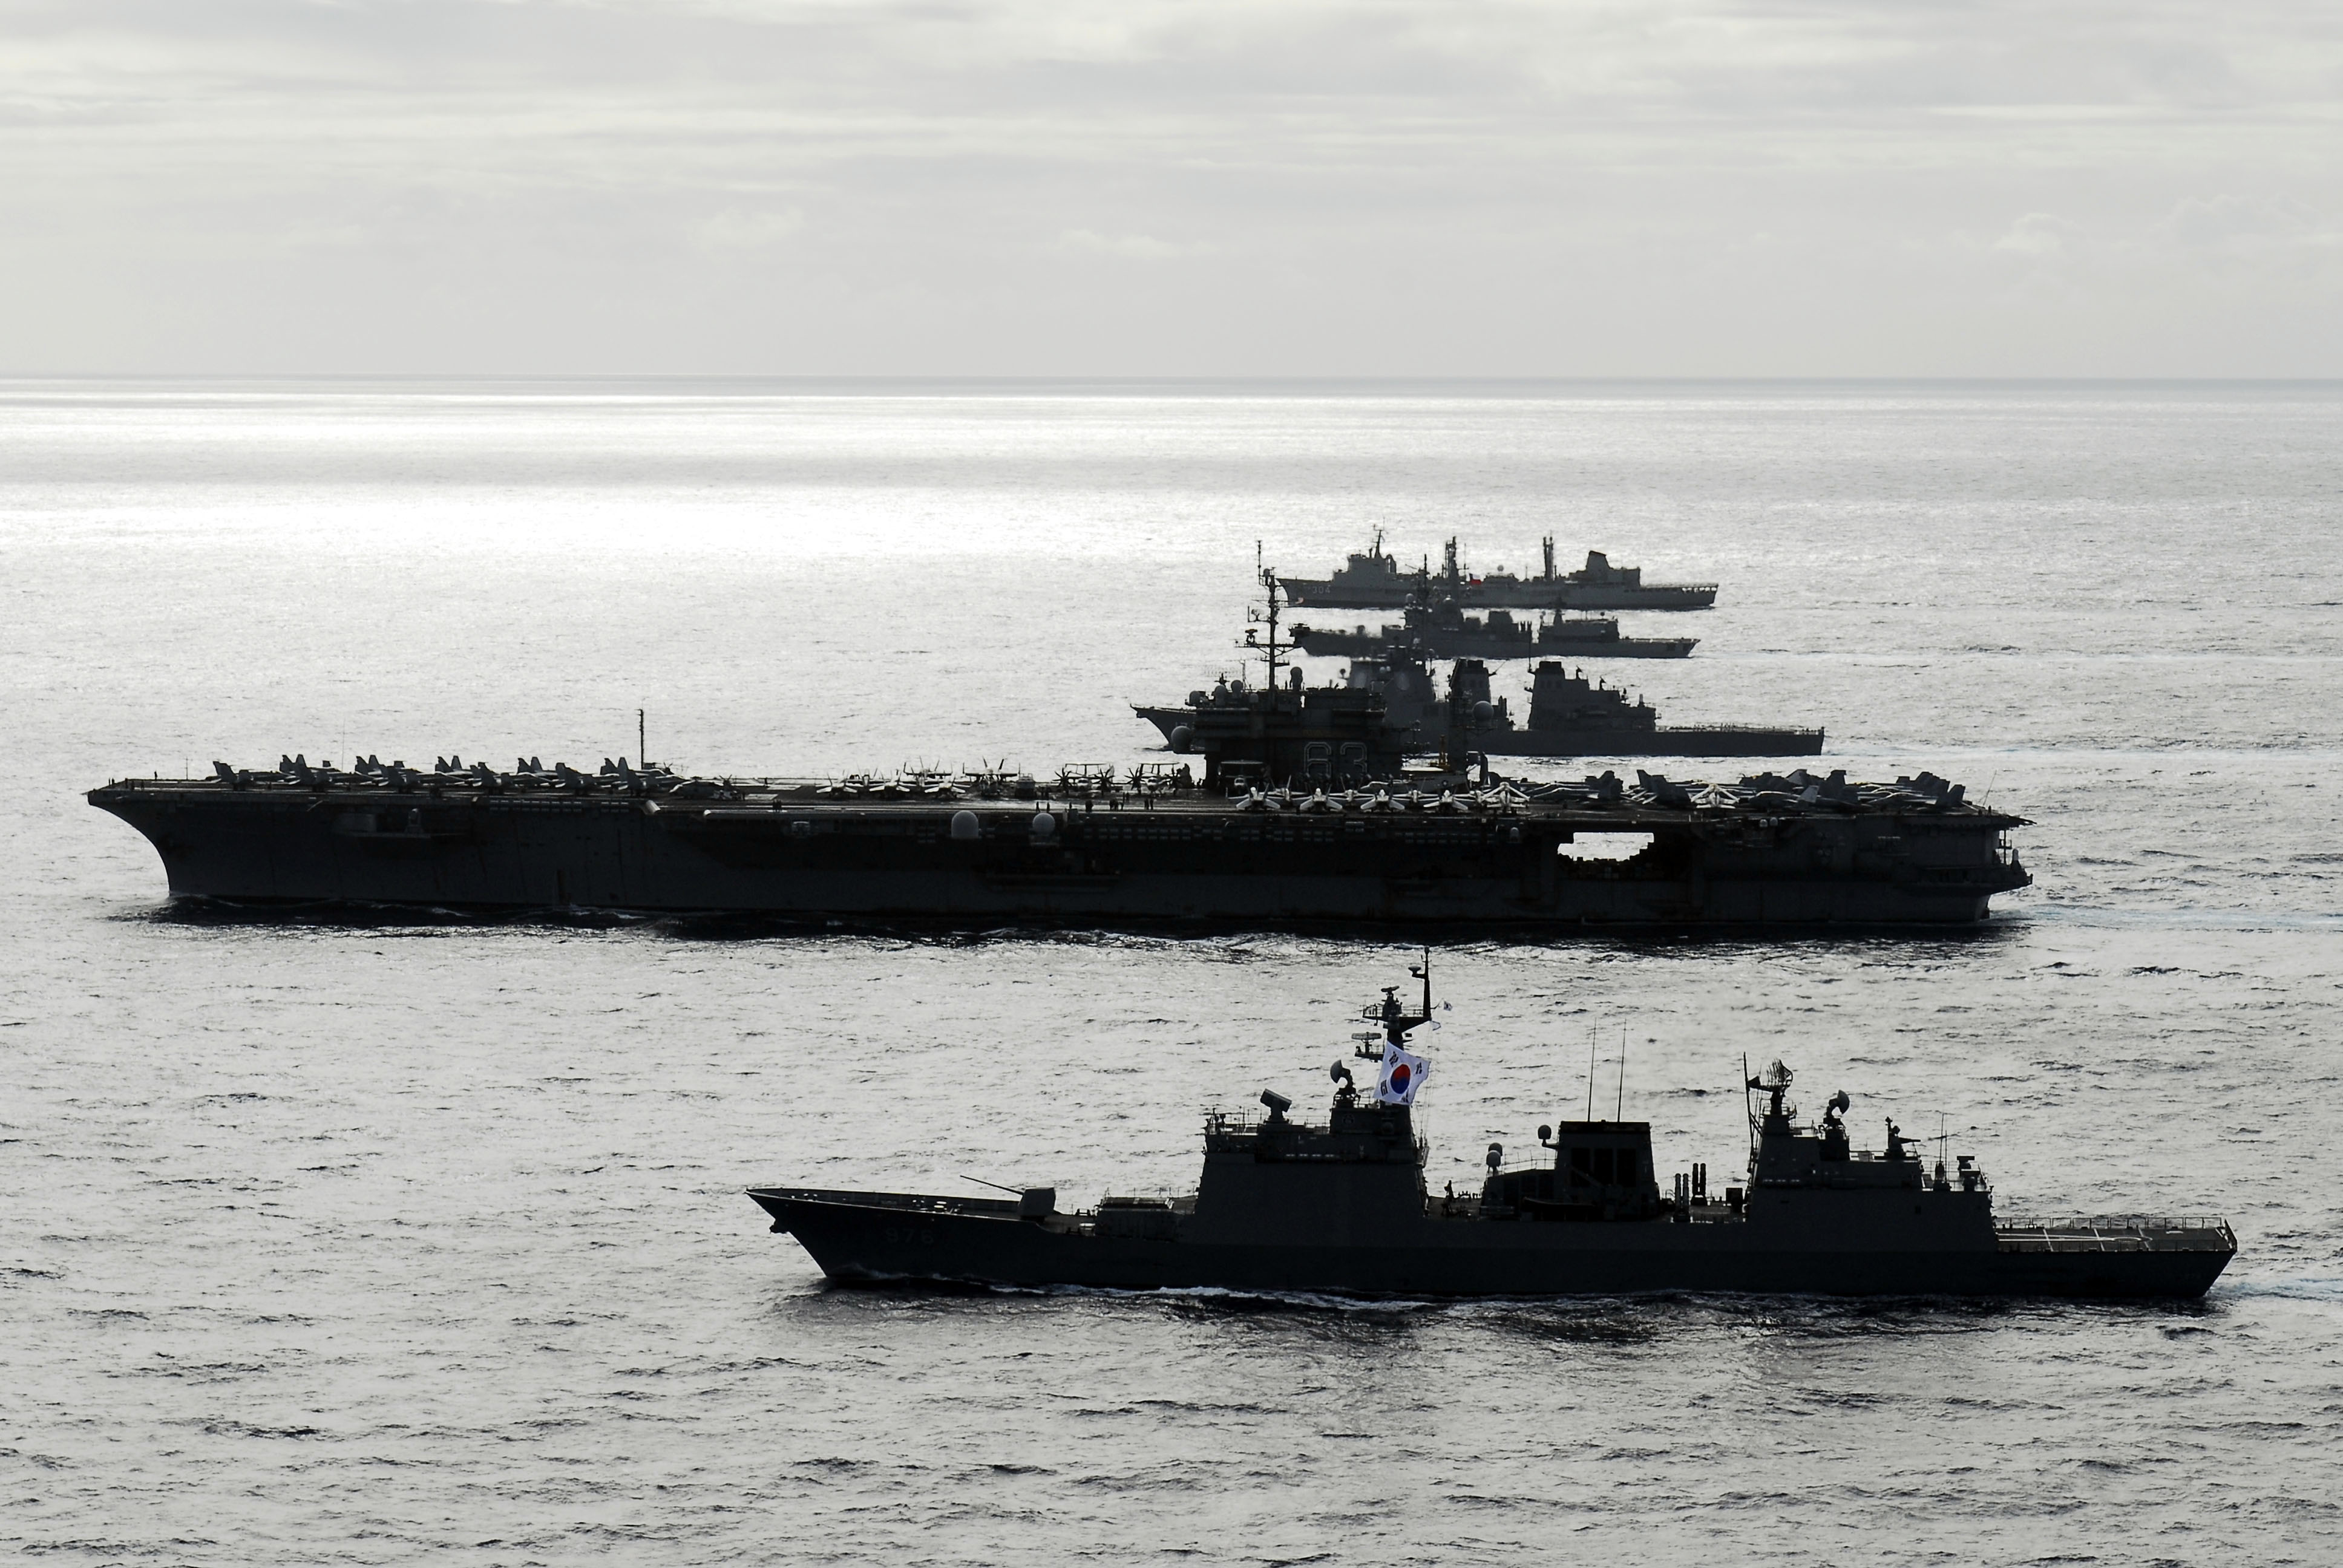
xmin=1616 ymin=1030 xmax=1629 ymax=1122
xmin=638 ymin=708 xmax=647 ymax=769
xmin=1586 ymin=1032 xmax=1598 ymax=1122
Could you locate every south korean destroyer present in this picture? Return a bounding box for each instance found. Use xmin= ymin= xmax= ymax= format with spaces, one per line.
xmin=751 ymin=965 xmax=2233 ymax=1299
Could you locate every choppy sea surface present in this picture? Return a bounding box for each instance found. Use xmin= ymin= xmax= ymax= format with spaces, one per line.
xmin=3 ymin=379 xmax=2340 ymax=1566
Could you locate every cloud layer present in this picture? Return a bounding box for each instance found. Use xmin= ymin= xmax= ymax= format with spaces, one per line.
xmin=3 ymin=0 xmax=2338 ymax=373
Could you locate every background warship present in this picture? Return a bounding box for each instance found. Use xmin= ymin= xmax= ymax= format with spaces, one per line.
xmin=1291 ymin=601 xmax=1697 ymax=660
xmin=93 ymin=588 xmax=2015 ymax=927
xmin=1462 ymin=660 xmax=1824 ymax=759
xmin=1282 ymin=534 xmax=1719 ymax=612
xmin=1142 ymin=580 xmax=1818 ymax=759
xmin=1136 ymin=658 xmax=1822 ymax=759
xmin=750 ymin=965 xmax=2235 ymax=1298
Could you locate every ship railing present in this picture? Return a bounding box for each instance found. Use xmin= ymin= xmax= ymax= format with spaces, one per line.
xmin=1995 ymin=1214 xmax=2233 ymax=1253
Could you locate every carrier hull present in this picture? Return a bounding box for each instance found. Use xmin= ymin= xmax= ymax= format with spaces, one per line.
xmin=90 ymin=777 xmax=2027 ymax=927
xmin=753 ymin=1191 xmax=2231 ymax=1300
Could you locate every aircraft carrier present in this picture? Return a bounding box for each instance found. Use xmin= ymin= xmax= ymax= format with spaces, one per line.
xmin=91 ymin=746 xmax=2024 ymax=929
xmin=88 ymin=575 xmax=2019 ymax=929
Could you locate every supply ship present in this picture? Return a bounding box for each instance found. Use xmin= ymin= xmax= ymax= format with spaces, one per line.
xmin=1282 ymin=534 xmax=1718 ymax=612
xmin=93 ymin=596 xmax=2015 ymax=927
xmin=750 ymin=965 xmax=2233 ymax=1298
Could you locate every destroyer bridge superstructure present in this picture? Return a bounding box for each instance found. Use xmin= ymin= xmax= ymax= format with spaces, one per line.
xmin=749 ymin=970 xmax=2233 ymax=1298
xmin=91 ymin=753 xmax=2028 ymax=926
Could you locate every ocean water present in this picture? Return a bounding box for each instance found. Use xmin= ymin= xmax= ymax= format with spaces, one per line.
xmin=3 ymin=379 xmax=2340 ymax=1565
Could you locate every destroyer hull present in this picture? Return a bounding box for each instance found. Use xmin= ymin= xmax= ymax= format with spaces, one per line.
xmin=1133 ymin=707 xmax=1824 ymax=761
xmin=754 ymin=1192 xmax=2230 ymax=1300
xmin=1488 ymin=584 xmax=1717 ymax=612
xmin=91 ymin=780 xmax=2024 ymax=927
xmin=1293 ymin=630 xmax=1696 ymax=659
xmin=1478 ymin=728 xmax=1825 ymax=759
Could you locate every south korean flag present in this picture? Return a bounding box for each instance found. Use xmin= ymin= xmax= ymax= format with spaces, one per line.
xmin=1376 ymin=1042 xmax=1429 ymax=1106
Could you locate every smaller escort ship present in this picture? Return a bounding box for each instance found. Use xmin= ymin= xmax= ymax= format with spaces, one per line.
xmin=749 ymin=965 xmax=2235 ymax=1299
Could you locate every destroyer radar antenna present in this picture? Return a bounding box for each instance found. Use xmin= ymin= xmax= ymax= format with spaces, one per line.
xmin=1408 ymin=946 xmax=1432 ymax=1024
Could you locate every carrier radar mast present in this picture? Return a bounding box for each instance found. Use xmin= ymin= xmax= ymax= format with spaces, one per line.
xmin=1244 ymin=549 xmax=1301 ymax=694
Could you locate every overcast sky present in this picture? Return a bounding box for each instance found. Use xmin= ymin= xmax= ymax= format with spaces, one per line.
xmin=4 ymin=0 xmax=2338 ymax=376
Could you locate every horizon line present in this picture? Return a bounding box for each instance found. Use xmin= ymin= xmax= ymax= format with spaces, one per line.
xmin=4 ymin=372 xmax=2339 ymax=391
